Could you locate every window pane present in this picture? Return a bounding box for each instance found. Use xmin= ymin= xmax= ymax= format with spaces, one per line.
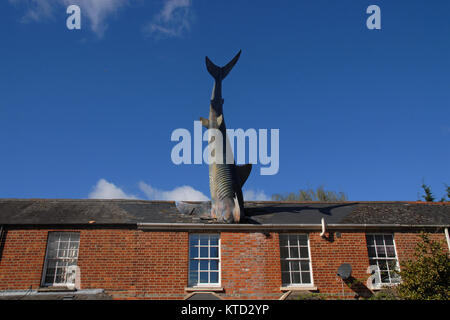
xmin=199 ymin=260 xmax=208 ymax=271
xmin=48 ymin=240 xmax=58 ymax=251
xmin=200 ymin=247 xmax=209 ymax=258
xmin=189 ymin=260 xmax=198 ymax=271
xmin=190 ymin=235 xmax=199 ymax=245
xmin=380 ymin=271 xmax=390 ymax=283
xmin=299 ymin=247 xmax=309 ymax=258
xmin=386 ymin=246 xmax=396 ymax=258
xmin=300 ymin=261 xmax=310 ymax=271
xmin=199 ymin=272 xmax=208 ymax=283
xmin=189 ymin=272 xmax=198 ymax=285
xmin=298 ymin=235 xmax=308 ymax=246
xmin=378 ymin=260 xmax=388 ymax=271
xmin=59 ymin=242 xmax=69 ymax=249
xmin=279 ymin=234 xmax=312 ymax=286
xmin=301 ymin=272 xmax=311 ymax=284
xmin=44 ymin=232 xmax=80 ymax=286
xmin=199 ymin=235 xmax=209 ymax=246
xmin=375 ymin=235 xmax=384 ymax=245
xmin=288 ymin=235 xmax=298 ymax=246
xmin=210 ymin=260 xmax=219 ymax=271
xmin=384 ymin=235 xmax=394 ymax=245
xmin=289 ymin=247 xmax=299 ymax=258
xmin=210 ymin=246 xmax=218 ymax=258
xmin=366 ymin=235 xmax=374 ymax=245
xmin=210 ymin=237 xmax=218 ymax=246
xmin=47 ymin=260 xmax=57 ymax=268
xmin=55 ymin=275 xmax=64 ymax=284
xmin=69 ymin=242 xmax=79 ymax=250
xmin=290 ymin=261 xmax=300 ymax=272
xmin=189 ymin=246 xmax=198 ymax=259
xmin=281 ymin=272 xmax=290 ymax=285
xmin=291 ymin=272 xmax=300 ymax=284
xmin=210 ymin=272 xmax=219 ymax=284
xmin=59 ymin=250 xmax=68 ymax=258
xmin=280 ymin=247 xmax=289 ymax=259
xmin=281 ymin=260 xmax=289 ymax=272
xmin=390 ymin=271 xmax=401 ymax=283
xmin=279 ymin=235 xmax=288 ymax=247
xmin=45 ymin=268 xmax=56 ymax=282
xmin=367 ymin=246 xmax=376 ymax=258
xmin=45 ymin=275 xmax=54 ymax=284
xmin=376 ymin=246 xmax=386 ymax=257
xmin=387 ymin=260 xmax=397 ymax=271
xmin=67 ymin=259 xmax=77 ymax=266
xmin=60 ymin=233 xmax=70 ymax=241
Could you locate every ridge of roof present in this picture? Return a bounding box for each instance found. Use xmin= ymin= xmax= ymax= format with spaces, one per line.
xmin=0 ymin=199 xmax=448 ymax=205
xmin=0 ymin=199 xmax=448 ymax=226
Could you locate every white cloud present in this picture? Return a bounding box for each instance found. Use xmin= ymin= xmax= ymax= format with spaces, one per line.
xmin=89 ymin=178 xmax=137 ymax=199
xmin=88 ymin=178 xmax=208 ymax=201
xmin=143 ymin=0 xmax=192 ymax=38
xmin=9 ymin=0 xmax=128 ymax=37
xmin=139 ymin=181 xmax=209 ymax=201
xmin=243 ymin=189 xmax=270 ymax=201
xmin=89 ymin=179 xmax=268 ymax=202
xmin=8 ymin=0 xmax=54 ymax=23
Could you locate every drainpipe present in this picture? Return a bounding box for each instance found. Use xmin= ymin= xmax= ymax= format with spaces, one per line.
xmin=320 ymin=218 xmax=327 ymax=238
xmin=0 ymin=225 xmax=3 ymax=260
xmin=445 ymin=228 xmax=450 ymax=252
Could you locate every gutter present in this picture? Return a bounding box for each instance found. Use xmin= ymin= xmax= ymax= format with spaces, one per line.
xmin=137 ymin=222 xmax=449 ymax=231
xmin=445 ymin=228 xmax=450 ymax=252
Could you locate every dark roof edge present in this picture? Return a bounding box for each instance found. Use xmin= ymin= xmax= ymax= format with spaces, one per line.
xmin=137 ymin=223 xmax=450 ymax=231
xmin=0 ymin=199 xmax=448 ymax=205
xmin=1 ymin=223 xmax=448 ymax=230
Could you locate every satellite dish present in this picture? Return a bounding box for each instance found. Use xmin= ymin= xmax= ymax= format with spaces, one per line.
xmin=337 ymin=263 xmax=352 ymax=280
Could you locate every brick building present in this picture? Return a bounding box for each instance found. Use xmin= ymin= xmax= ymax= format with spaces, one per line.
xmin=0 ymin=199 xmax=449 ymax=300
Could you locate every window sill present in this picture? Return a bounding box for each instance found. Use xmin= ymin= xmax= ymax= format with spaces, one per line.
xmin=280 ymin=286 xmax=317 ymax=291
xmin=185 ymin=286 xmax=224 ymax=292
xmin=368 ymin=283 xmax=399 ymax=291
xmin=38 ymin=286 xmax=77 ymax=292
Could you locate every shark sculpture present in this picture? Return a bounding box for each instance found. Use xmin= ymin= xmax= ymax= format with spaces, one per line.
xmin=176 ymin=50 xmax=252 ymax=223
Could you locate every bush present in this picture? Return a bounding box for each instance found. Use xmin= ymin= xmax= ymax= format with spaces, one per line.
xmin=397 ymin=233 xmax=450 ymax=300
xmin=368 ymin=287 xmax=399 ymax=300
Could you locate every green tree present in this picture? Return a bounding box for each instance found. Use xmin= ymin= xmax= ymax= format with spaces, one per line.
xmin=420 ymin=183 xmax=435 ymax=202
xmin=397 ymin=233 xmax=450 ymax=300
xmin=271 ymin=186 xmax=347 ymax=202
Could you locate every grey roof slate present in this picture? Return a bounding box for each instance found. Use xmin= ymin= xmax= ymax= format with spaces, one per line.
xmin=0 ymin=199 xmax=449 ymax=226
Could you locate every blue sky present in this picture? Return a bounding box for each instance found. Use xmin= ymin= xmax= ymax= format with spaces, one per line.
xmin=0 ymin=0 xmax=449 ymax=201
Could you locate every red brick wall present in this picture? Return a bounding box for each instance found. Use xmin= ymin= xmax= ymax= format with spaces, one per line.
xmin=0 ymin=228 xmax=447 ymax=299
xmin=0 ymin=229 xmax=48 ymax=290
xmin=220 ymin=232 xmax=281 ymax=299
xmin=309 ymin=232 xmax=371 ymax=298
xmin=394 ymin=232 xmax=447 ymax=266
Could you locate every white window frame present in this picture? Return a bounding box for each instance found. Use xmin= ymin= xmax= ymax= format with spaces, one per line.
xmin=366 ymin=233 xmax=401 ymax=289
xmin=41 ymin=232 xmax=80 ymax=287
xmin=279 ymin=233 xmax=315 ymax=288
xmin=188 ymin=233 xmax=221 ymax=288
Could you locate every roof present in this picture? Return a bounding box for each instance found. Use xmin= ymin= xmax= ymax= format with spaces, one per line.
xmin=0 ymin=199 xmax=449 ymax=227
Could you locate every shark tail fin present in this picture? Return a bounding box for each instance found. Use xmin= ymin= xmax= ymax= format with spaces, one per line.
xmin=205 ymin=50 xmax=241 ymax=80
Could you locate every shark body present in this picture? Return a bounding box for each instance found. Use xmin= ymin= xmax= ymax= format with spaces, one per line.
xmin=200 ymin=50 xmax=251 ymax=223
xmin=176 ymin=51 xmax=251 ymax=223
